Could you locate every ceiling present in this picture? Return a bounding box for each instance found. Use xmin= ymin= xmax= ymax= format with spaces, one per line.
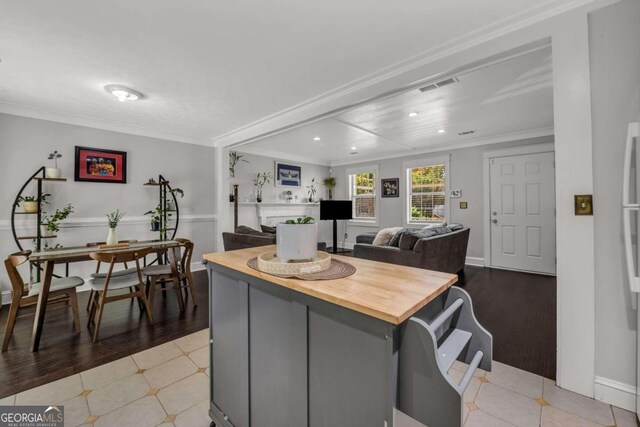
xmin=241 ymin=46 xmax=554 ymax=165
xmin=0 ymin=1 xmax=569 ymax=145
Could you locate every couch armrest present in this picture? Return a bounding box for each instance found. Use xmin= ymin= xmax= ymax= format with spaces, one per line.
xmin=222 ymin=232 xmax=276 ymax=251
xmin=356 ymin=232 xmax=378 ymax=244
xmin=413 ymin=228 xmax=470 ymax=273
xmin=353 ymin=243 xmax=422 ymax=267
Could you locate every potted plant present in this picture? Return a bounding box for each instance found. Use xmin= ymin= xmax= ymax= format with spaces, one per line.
xmin=253 ymin=172 xmax=272 ymax=203
xmin=229 ymin=151 xmax=248 ymax=202
xmin=46 ymin=151 xmax=62 ymax=179
xmin=306 ymin=177 xmax=317 ymax=203
xmin=323 ymin=177 xmax=336 ymax=200
xmin=276 ymin=216 xmax=318 ymax=262
xmin=41 ymin=204 xmax=74 ymax=237
xmin=167 ymin=187 xmax=184 ymax=210
xmin=106 ymin=209 xmax=126 ymax=245
xmin=14 ymin=193 xmax=50 ymax=213
xmin=145 ymin=205 xmax=162 ymax=232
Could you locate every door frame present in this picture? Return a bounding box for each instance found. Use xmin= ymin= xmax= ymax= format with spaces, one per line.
xmin=483 ymin=142 xmax=555 ymax=271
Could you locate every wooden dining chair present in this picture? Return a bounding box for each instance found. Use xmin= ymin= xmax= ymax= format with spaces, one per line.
xmin=87 ymin=247 xmax=153 ymax=342
xmin=85 ymin=240 xmax=138 ymax=311
xmin=3 ymin=251 xmax=83 ymax=352
xmin=142 ymin=238 xmax=197 ymax=309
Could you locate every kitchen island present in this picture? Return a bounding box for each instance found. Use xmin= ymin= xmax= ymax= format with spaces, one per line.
xmin=204 ymin=246 xmax=491 ymax=427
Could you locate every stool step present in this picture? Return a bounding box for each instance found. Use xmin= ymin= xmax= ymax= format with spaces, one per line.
xmin=438 ymin=328 xmax=472 ymax=373
xmin=456 ymin=350 xmax=484 ymax=394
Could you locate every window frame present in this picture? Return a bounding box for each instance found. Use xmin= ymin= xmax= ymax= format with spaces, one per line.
xmin=346 ymin=164 xmax=380 ymax=227
xmin=403 ymin=156 xmax=450 ymax=227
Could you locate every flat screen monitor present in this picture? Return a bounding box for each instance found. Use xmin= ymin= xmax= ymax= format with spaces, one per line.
xmin=320 ymin=200 xmax=353 ymax=220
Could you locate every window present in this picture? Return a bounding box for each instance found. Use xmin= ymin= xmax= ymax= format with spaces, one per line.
xmin=348 ymin=166 xmax=378 ymax=224
xmin=405 ymin=158 xmax=449 ymax=224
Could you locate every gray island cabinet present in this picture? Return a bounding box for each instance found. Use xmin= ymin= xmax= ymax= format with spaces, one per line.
xmin=204 ymin=245 xmax=491 ymax=427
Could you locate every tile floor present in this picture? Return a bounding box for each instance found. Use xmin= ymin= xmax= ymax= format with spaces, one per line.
xmin=0 ymin=328 xmax=636 ymax=427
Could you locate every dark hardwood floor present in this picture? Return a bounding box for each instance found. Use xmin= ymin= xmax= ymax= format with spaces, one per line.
xmin=459 ymin=266 xmax=557 ymax=380
xmin=0 ymin=270 xmax=209 ymax=398
xmin=0 ymin=265 xmax=556 ymax=399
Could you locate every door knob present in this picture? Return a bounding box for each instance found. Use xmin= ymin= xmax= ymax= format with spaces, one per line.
xmin=492 ymin=219 xmax=498 ymax=224
xmin=492 ymin=211 xmax=497 ymax=216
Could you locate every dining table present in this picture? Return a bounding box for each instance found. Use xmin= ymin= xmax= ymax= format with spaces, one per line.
xmin=28 ymin=239 xmax=183 ymax=352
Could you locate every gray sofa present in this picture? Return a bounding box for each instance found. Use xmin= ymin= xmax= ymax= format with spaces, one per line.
xmin=223 ymin=226 xmax=327 ymax=252
xmin=353 ymin=228 xmax=470 ymax=274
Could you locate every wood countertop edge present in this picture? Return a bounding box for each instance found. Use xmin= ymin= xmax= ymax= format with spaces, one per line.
xmin=203 ymin=250 xmax=458 ymax=325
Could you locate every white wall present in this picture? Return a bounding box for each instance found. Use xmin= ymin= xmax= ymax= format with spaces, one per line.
xmin=590 ymin=0 xmax=640 ymax=409
xmin=0 ymin=113 xmax=217 ymax=298
xmin=330 ymin=137 xmax=553 ymax=260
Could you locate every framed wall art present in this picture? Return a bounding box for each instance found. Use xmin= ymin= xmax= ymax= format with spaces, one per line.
xmin=74 ymin=146 xmax=127 ymax=184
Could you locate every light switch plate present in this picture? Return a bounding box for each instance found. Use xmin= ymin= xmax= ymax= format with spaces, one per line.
xmin=574 ymin=195 xmax=593 ymax=215
xmin=459 ymin=201 xmax=468 ymax=209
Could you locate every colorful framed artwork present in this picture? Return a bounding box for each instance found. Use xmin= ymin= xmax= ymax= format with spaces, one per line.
xmin=74 ymin=146 xmax=127 ymax=184
xmin=381 ymin=178 xmax=400 ymax=198
xmin=275 ymin=162 xmax=302 ymax=187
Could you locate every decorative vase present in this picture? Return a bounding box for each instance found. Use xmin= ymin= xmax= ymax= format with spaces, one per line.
xmin=151 ymin=220 xmax=160 ymax=232
xmin=23 ymin=201 xmax=39 ymax=213
xmin=257 ymin=191 xmax=262 ymax=203
xmin=328 ymin=189 xmax=333 ymax=200
xmin=276 ymin=222 xmax=318 ymax=262
xmin=45 ymin=168 xmax=61 ymax=179
xmin=106 ymin=227 xmax=118 ymax=245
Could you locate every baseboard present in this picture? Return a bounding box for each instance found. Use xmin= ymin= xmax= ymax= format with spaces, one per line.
xmin=1 ymin=290 xmax=10 ymax=305
xmin=465 ymin=257 xmax=485 ymax=267
xmin=594 ymin=376 xmax=636 ymax=412
xmin=191 ymin=261 xmax=206 ymax=272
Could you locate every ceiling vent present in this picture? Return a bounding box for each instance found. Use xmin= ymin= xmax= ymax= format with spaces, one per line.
xmin=419 ymin=77 xmax=459 ymax=92
xmin=458 ymin=130 xmax=476 ymax=136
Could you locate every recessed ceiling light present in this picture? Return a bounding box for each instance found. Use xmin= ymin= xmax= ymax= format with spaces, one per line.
xmin=437 ymin=129 xmax=446 ymax=134
xmin=313 ymin=137 xmax=321 ymax=141
xmin=408 ymin=112 xmax=418 ymax=117
xmin=350 ymin=146 xmax=357 ymax=150
xmin=104 ymin=84 xmax=143 ymax=102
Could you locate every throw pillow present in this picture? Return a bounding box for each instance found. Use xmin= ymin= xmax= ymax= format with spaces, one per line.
xmin=388 ymin=230 xmax=404 ymax=247
xmin=372 ymin=227 xmax=403 ymax=246
xmin=235 ymin=225 xmax=272 ymax=237
xmin=260 ymin=225 xmax=277 ymax=234
xmin=448 ymin=223 xmax=464 ymax=231
xmin=422 ymin=222 xmax=447 ymax=230
xmin=398 ymin=226 xmax=453 ymax=250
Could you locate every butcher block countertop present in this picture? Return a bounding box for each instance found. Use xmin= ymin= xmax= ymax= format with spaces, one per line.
xmin=203 ymin=245 xmax=458 ymax=325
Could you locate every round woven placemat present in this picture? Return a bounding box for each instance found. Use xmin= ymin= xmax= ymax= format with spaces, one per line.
xmin=248 ymin=257 xmax=356 ymax=280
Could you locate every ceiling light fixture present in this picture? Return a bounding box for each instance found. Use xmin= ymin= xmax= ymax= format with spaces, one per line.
xmin=408 ymin=112 xmax=418 ymax=117
xmin=437 ymin=129 xmax=446 ymax=134
xmin=313 ymin=137 xmax=321 ymax=141
xmin=104 ymin=84 xmax=143 ymax=102
xmin=350 ymin=146 xmax=357 ymax=150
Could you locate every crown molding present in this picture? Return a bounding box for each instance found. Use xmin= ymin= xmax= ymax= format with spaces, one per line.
xmin=212 ymin=0 xmax=600 ymax=148
xmin=329 ymin=127 xmax=554 ymax=167
xmin=0 ymin=103 xmax=214 ymax=147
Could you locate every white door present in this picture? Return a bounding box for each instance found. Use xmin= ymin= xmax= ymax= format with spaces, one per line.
xmin=489 ymin=151 xmax=556 ymax=274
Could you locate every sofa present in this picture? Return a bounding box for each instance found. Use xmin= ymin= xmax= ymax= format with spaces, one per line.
xmin=223 ymin=225 xmax=327 ymax=252
xmin=353 ymin=227 xmax=470 ymax=274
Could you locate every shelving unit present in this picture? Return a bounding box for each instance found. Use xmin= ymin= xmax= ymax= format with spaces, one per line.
xmin=143 ymin=174 xmax=180 ymax=241
xmin=11 ymin=167 xmax=67 ymax=281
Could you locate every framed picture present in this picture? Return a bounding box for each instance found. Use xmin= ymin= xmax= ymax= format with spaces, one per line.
xmin=275 ymin=162 xmax=302 ymax=187
xmin=381 ymin=178 xmax=400 ymax=198
xmin=74 ymin=146 xmax=127 ymax=184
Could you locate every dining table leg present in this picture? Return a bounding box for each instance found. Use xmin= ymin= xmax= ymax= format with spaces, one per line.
xmin=167 ymin=247 xmax=185 ymax=312
xmin=31 ymin=261 xmax=54 ymax=352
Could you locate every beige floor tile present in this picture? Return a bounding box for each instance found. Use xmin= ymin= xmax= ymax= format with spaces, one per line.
xmin=156 ymin=424 xmax=175 ymax=427
xmin=80 ymin=356 xmax=139 ymax=391
xmin=157 ymin=373 xmax=208 ymax=415
xmin=132 ymin=341 xmax=183 ymax=370
xmin=452 ymin=360 xmax=487 ymax=377
xmin=87 ymin=374 xmax=149 ymax=416
xmin=542 ymin=379 xmax=614 ymax=426
xmin=465 ymin=409 xmax=516 ymax=427
xmin=541 ymin=405 xmax=605 ymax=427
xmin=173 ymin=329 xmax=209 ymax=353
xmin=394 ymin=409 xmax=428 ymax=427
xmin=188 ymin=345 xmax=209 ymax=368
xmin=144 ymin=356 xmax=198 ymax=389
xmin=61 ymin=395 xmax=90 ymax=427
xmin=16 ymin=374 xmax=83 ymax=405
xmin=448 ymin=368 xmax=482 ymax=402
xmin=174 ymin=399 xmax=210 ymax=427
xmin=475 ymin=383 xmax=541 ymax=427
xmin=485 ymin=361 xmax=544 ymax=398
xmin=612 ymin=405 xmax=638 ymax=427
xmin=94 ymin=396 xmax=166 ymax=427
xmin=205 ymin=367 xmax=210 ymax=377
xmin=0 ymin=395 xmax=15 ymax=405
